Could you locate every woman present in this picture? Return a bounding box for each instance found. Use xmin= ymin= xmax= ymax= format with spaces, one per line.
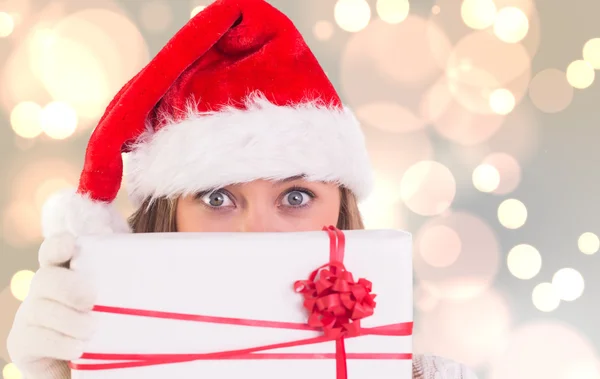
xmin=6 ymin=0 xmax=478 ymax=378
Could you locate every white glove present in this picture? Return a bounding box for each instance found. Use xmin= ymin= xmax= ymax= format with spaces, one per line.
xmin=6 ymin=233 xmax=98 ymax=379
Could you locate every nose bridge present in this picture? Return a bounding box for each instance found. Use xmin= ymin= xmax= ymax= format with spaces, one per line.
xmin=240 ymin=201 xmax=277 ymax=232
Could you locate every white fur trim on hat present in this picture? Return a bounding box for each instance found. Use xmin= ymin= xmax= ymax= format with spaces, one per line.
xmin=41 ymin=188 xmax=131 ymax=238
xmin=124 ymin=95 xmax=374 ymax=206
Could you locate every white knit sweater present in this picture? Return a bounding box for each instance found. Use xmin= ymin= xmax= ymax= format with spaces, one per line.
xmin=30 ymin=354 xmax=477 ymax=379
xmin=413 ymin=354 xmax=478 ymax=379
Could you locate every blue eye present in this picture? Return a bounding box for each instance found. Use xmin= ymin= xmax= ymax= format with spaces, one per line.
xmin=200 ymin=190 xmax=234 ymax=208
xmin=282 ymin=189 xmax=313 ymax=207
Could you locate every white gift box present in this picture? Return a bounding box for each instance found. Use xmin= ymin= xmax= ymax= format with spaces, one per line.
xmin=70 ymin=229 xmax=413 ymax=379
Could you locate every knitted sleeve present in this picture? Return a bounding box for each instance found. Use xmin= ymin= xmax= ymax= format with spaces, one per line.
xmin=412 ymin=354 xmax=479 ymax=379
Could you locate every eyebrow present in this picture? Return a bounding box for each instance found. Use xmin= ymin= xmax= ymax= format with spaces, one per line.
xmin=279 ymin=175 xmax=305 ymax=183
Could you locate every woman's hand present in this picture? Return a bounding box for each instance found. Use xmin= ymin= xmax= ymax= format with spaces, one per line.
xmin=6 ymin=233 xmax=97 ymax=379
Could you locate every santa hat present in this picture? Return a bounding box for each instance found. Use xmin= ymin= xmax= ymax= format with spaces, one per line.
xmin=41 ymin=0 xmax=374 ymax=238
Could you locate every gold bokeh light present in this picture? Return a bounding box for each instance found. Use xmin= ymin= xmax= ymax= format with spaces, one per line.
xmin=10 ymin=101 xmax=43 ymax=139
xmin=493 ymin=7 xmax=529 ymax=43
xmin=507 ymin=244 xmax=541 ymax=280
xmin=334 ymin=0 xmax=371 ymax=32
xmin=529 ymin=68 xmax=574 ymax=113
xmin=2 ymin=363 xmax=22 ymax=379
xmin=313 ymin=20 xmax=334 ymax=41
xmin=0 ymin=11 xmax=15 ymax=37
xmin=461 ymin=0 xmax=496 ymax=30
xmin=583 ymin=38 xmax=600 ymax=69
xmin=10 ymin=270 xmax=35 ymax=302
xmin=497 ymin=198 xmax=527 ymax=229
xmin=472 ymin=164 xmax=500 ymax=193
xmin=40 ymin=101 xmax=78 ymax=140
xmin=191 ymin=5 xmax=206 ymax=18
xmin=489 ymin=88 xmax=516 ymax=115
xmin=552 ymin=268 xmax=585 ymax=302
xmin=376 ymin=0 xmax=409 ymax=25
xmin=578 ymin=232 xmax=599 ymax=255
xmin=566 ymin=60 xmax=595 ymax=89
xmin=532 ymin=282 xmax=560 ymax=312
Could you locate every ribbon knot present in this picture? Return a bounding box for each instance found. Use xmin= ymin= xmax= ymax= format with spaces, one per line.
xmin=294 ymin=227 xmax=377 ymax=340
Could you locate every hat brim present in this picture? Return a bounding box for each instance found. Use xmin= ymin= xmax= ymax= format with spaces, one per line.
xmin=124 ymin=95 xmax=374 ymax=207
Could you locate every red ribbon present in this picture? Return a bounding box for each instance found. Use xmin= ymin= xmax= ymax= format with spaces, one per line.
xmin=70 ymin=226 xmax=413 ymax=378
xmin=294 ymin=226 xmax=378 ymax=379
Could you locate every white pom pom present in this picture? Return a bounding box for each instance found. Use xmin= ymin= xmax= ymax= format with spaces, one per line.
xmin=41 ymin=188 xmax=131 ymax=238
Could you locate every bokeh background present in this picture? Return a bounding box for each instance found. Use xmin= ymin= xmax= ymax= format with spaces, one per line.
xmin=0 ymin=0 xmax=598 ymax=378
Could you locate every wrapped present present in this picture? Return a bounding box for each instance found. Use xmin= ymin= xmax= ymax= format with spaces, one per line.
xmin=69 ymin=227 xmax=413 ymax=379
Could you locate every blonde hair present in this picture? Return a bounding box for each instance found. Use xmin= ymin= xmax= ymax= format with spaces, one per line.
xmin=128 ymin=187 xmax=364 ymax=232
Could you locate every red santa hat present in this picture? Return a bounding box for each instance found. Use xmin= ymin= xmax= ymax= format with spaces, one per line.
xmin=41 ymin=0 xmax=374 ymax=238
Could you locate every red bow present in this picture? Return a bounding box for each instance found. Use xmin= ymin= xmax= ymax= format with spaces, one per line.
xmin=294 ymin=226 xmax=377 ymax=379
xmin=294 ymin=263 xmax=376 ymax=339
